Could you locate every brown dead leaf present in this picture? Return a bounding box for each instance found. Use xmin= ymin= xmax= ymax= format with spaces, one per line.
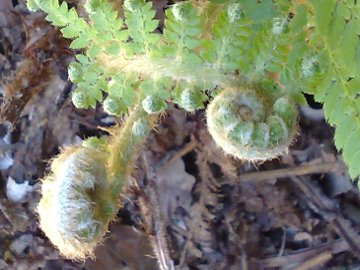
xmin=0 ymin=0 xmax=12 ymax=11
xmin=85 ymin=224 xmax=157 ymax=270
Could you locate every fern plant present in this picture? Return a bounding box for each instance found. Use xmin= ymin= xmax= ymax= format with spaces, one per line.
xmin=27 ymin=0 xmax=360 ymax=260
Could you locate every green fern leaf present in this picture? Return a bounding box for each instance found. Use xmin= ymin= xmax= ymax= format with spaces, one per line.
xmin=124 ymin=0 xmax=159 ymax=55
xmin=288 ymin=5 xmax=307 ymax=34
xmin=162 ymin=2 xmax=202 ymax=62
xmin=107 ymin=74 xmax=137 ymax=106
xmin=337 ymin=20 xmax=358 ymax=71
xmin=307 ymin=0 xmax=360 ymax=179
xmin=311 ymin=0 xmax=337 ymax=35
xmin=70 ymin=34 xmax=89 ymax=49
xmin=327 ymin=2 xmax=346 ymax=50
xmin=241 ymin=0 xmax=277 ymax=23
xmin=27 ymin=0 xmax=40 ymax=12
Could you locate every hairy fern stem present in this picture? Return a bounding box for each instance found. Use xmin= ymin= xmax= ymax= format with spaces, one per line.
xmin=38 ymin=105 xmax=157 ymax=259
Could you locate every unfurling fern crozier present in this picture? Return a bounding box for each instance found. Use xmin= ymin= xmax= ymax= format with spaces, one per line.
xmin=37 ymin=106 xmax=157 ymax=260
xmin=38 ymin=147 xmax=114 ymax=259
xmin=206 ymin=88 xmax=298 ymax=161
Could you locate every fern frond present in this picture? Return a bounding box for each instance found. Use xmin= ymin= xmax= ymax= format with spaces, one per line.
xmin=85 ymin=0 xmax=127 ymax=56
xmin=29 ymin=0 xmax=360 ymax=179
xmin=69 ymin=55 xmax=105 ymax=109
xmin=206 ymin=87 xmax=298 ymax=161
xmin=123 ymin=0 xmax=160 ymax=55
xmin=303 ymin=0 xmax=360 ymax=178
xmin=29 ymin=0 xmax=90 ymax=49
xmin=162 ymin=2 xmax=202 ymax=64
xmin=200 ymin=4 xmax=251 ymax=73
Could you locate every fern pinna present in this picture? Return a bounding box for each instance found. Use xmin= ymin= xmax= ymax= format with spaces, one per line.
xmin=27 ymin=0 xmax=360 ymax=259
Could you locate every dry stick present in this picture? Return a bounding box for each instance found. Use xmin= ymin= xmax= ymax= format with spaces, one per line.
xmin=261 ymin=172 xmax=356 ymax=268
xmin=224 ymin=215 xmax=248 ymax=270
xmin=239 ymin=161 xmax=346 ymax=182
xmin=332 ymin=217 xmax=360 ymax=257
xmin=138 ymin=183 xmax=174 ymax=270
xmin=293 ymin=251 xmax=333 ymax=270
xmin=157 ymin=139 xmax=197 ymax=172
xmin=278 ymin=228 xmax=286 ymax=257
xmin=291 ymin=176 xmax=360 ymax=257
xmin=140 ymin=152 xmax=175 ymax=270
xmin=178 ymin=149 xmax=217 ymax=269
xmin=260 ymin=239 xmax=348 ymax=268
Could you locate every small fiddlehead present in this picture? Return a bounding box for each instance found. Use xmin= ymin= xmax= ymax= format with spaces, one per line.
xmin=37 ymin=105 xmax=157 ymax=259
xmin=206 ymin=87 xmax=298 ymax=161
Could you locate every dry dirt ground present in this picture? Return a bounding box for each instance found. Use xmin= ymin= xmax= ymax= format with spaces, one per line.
xmin=0 ymin=1 xmax=360 ymax=270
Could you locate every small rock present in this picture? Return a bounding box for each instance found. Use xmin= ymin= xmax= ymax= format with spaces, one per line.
xmin=9 ymin=234 xmax=33 ymax=256
xmin=294 ymin=232 xmax=312 ymax=242
xmin=245 ymin=197 xmax=264 ymax=212
xmin=325 ymin=172 xmax=353 ymax=197
xmin=6 ymin=177 xmax=32 ymax=202
xmin=0 ymin=259 xmax=8 ymax=269
xmin=300 ymin=105 xmax=324 ymax=122
xmin=0 ymin=152 xmax=13 ymax=170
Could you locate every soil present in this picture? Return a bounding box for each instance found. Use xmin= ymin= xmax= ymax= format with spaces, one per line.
xmin=0 ymin=1 xmax=359 ymax=270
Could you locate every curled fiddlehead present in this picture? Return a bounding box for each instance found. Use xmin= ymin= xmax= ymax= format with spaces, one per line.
xmin=38 ymin=146 xmax=114 ymax=259
xmin=37 ymin=105 xmax=157 ymax=259
xmin=206 ymin=87 xmax=298 ymax=161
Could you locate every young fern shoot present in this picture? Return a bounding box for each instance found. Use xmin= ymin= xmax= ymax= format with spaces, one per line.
xmin=207 ymin=87 xmax=297 ymax=161
xmin=38 ymin=105 xmax=157 ymax=259
xmin=27 ymin=0 xmax=360 ymax=260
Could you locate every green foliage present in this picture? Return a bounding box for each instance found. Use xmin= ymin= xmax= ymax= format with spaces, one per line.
xmin=123 ymin=0 xmax=160 ymax=55
xmin=162 ymin=2 xmax=202 ymax=63
xmin=173 ymin=83 xmax=206 ymax=112
xmin=201 ymin=4 xmax=250 ymax=73
xmin=297 ymin=0 xmax=360 ymax=179
xmin=28 ymin=0 xmax=360 ymax=180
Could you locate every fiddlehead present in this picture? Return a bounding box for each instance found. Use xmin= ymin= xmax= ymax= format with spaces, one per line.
xmin=37 ymin=105 xmax=157 ymax=259
xmin=206 ymin=87 xmax=298 ymax=161
xmin=38 ymin=146 xmax=113 ymax=259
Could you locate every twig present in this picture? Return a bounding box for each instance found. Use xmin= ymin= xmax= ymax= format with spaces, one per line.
xmin=224 ymin=214 xmax=248 ymax=270
xmin=157 ymin=139 xmax=197 ymax=172
xmin=332 ymin=217 xmax=360 ymax=257
xmin=178 ymin=148 xmax=218 ymax=268
xmin=139 ymin=152 xmax=175 ymax=270
xmin=293 ymin=251 xmax=332 ymax=270
xmin=239 ymin=161 xmax=345 ymax=182
xmin=278 ymin=228 xmax=286 ymax=257
xmin=291 ymin=176 xmax=360 ymax=257
xmin=260 ymin=239 xmax=348 ymax=268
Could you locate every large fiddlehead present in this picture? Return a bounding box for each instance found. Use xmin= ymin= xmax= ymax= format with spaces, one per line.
xmin=37 ymin=105 xmax=157 ymax=259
